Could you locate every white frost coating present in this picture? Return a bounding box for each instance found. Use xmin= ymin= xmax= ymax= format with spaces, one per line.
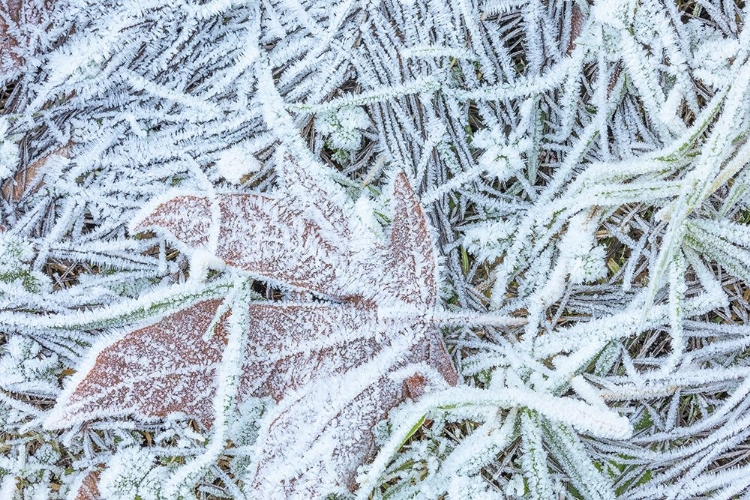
xmin=354 ymin=194 xmax=384 ymax=239
xmin=506 ymin=474 xmax=525 ymax=497
xmin=0 ymin=336 xmax=61 ymax=396
xmin=188 ymin=249 xmax=227 ymax=282
xmin=128 ymin=189 xmax=213 ymax=250
xmin=359 ymin=386 xmax=631 ymax=496
xmin=520 ymin=410 xmax=554 ymax=500
xmin=0 ymin=474 xmax=15 ymax=499
xmin=558 ymin=212 xmax=607 ymax=285
xmin=317 ymin=106 xmax=370 ymax=151
xmin=98 ymin=447 xmax=167 ymax=500
xmin=164 ymin=280 xmax=250 ymax=498
xmin=4 ymin=1 xmax=750 ymax=498
xmin=41 ymin=282 xmax=231 ymax=430
xmin=569 ymin=376 xmax=608 ymax=411
xmin=0 ymin=234 xmax=52 ymax=296
xmin=461 ymin=218 xmax=517 ymax=263
xmin=216 ymin=142 xmax=261 ymax=184
xmin=0 ymin=118 xmax=18 ymax=180
xmin=42 ymin=326 xmax=157 ymax=430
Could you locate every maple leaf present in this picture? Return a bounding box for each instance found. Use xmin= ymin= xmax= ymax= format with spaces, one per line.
xmin=45 ymin=163 xmax=458 ymax=497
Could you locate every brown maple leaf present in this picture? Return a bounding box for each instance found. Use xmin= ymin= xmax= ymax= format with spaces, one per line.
xmin=46 ymin=163 xmax=457 ymax=498
xmin=48 ymin=299 xmax=230 ymax=427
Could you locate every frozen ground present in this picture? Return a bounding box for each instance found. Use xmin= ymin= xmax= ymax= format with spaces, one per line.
xmin=1 ymin=1 xmax=750 ymax=499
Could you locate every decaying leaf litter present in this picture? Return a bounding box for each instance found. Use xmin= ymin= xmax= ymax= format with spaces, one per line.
xmin=1 ymin=0 xmax=750 ymax=499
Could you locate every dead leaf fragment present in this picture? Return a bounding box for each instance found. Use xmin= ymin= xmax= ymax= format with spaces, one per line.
xmin=2 ymin=145 xmax=70 ymax=201
xmin=568 ymin=3 xmax=585 ymax=54
xmin=74 ymin=470 xmax=101 ymax=500
xmin=133 ymin=194 xmax=212 ymax=250
xmin=388 ymin=172 xmax=439 ymax=307
xmin=0 ymin=0 xmax=53 ymax=71
xmin=250 ymin=320 xmax=453 ymax=497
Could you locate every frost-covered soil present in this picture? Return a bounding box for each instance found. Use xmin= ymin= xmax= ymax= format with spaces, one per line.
xmin=1 ymin=1 xmax=750 ymax=499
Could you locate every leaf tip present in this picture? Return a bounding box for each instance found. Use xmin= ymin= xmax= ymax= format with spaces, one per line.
xmin=128 ymin=191 xmax=213 ymax=251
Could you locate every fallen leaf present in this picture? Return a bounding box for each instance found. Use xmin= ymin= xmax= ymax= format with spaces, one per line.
xmin=132 ymin=190 xmax=360 ymax=299
xmin=0 ymin=1 xmax=22 ymax=69
xmin=47 ymin=161 xmax=458 ymax=497
xmin=49 ymin=300 xmax=411 ymax=429
xmin=47 ymin=299 xmax=229 ymax=428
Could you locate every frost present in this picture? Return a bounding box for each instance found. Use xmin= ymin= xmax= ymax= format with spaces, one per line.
xmin=98 ymin=447 xmax=167 ymax=500
xmin=689 ymin=22 xmax=740 ymax=88
xmin=0 ymin=118 xmax=18 ymax=180
xmin=445 ymin=473 xmax=502 ymax=499
xmin=0 ymin=234 xmax=34 ymax=262
xmin=354 ymin=194 xmax=385 ymax=239
xmin=317 ymin=106 xmax=370 ymax=151
xmin=0 ymin=337 xmax=61 ymax=395
xmin=462 ymin=218 xmax=517 ymax=263
xmin=0 ymin=235 xmax=51 ymax=294
xmin=215 ymin=142 xmax=261 ymax=184
xmin=559 ymin=213 xmax=608 ymax=285
xmin=47 ymin=167 xmax=460 ymax=497
xmin=506 ymin=473 xmax=525 ymax=497
xmin=1 ymin=0 xmax=749 ymax=498
xmin=472 ymin=126 xmax=530 ymax=182
xmin=591 ymin=0 xmax=630 ymax=28
xmin=31 ymin=444 xmax=60 ymax=468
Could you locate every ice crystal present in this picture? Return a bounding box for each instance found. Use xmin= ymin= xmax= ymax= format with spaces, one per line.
xmin=98 ymin=447 xmax=167 ymax=500
xmin=317 ymin=107 xmax=371 ymax=152
xmin=0 ymin=336 xmax=61 ymax=395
